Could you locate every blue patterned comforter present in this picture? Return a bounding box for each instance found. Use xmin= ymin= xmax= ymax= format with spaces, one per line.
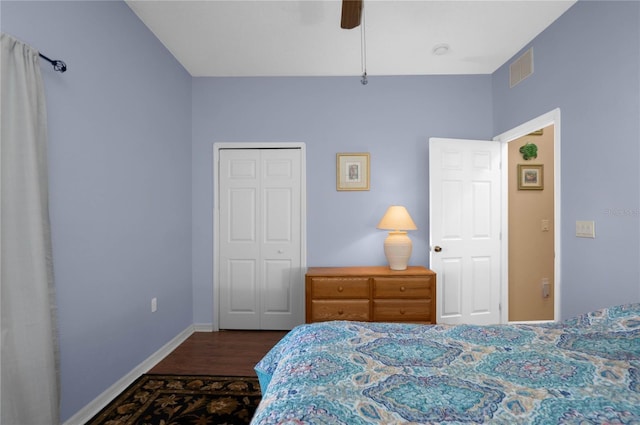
xmin=252 ymin=304 xmax=640 ymax=424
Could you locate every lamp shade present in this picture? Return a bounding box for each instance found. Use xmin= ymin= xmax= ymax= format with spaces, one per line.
xmin=376 ymin=206 xmax=417 ymax=231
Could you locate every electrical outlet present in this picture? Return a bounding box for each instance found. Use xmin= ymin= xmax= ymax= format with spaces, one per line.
xmin=576 ymin=220 xmax=595 ymax=238
xmin=151 ymin=297 xmax=157 ymax=313
xmin=542 ymin=278 xmax=550 ymax=298
xmin=541 ymin=219 xmax=550 ymax=232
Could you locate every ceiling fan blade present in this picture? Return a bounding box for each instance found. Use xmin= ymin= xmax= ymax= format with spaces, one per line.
xmin=341 ymin=0 xmax=362 ymax=29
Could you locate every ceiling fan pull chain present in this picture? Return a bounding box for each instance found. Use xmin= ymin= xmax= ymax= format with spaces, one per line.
xmin=360 ymin=3 xmax=368 ymax=85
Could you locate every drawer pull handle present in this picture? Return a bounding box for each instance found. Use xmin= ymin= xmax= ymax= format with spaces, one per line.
xmin=400 ymin=286 xmax=406 ymax=292
xmin=338 ymin=310 xmax=344 ymax=315
xmin=337 ymin=286 xmax=344 ymax=292
xmin=399 ymin=309 xmax=406 ymax=315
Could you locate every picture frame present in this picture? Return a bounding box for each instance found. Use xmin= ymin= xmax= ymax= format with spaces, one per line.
xmin=518 ymin=164 xmax=544 ymax=190
xmin=336 ymin=153 xmax=370 ymax=191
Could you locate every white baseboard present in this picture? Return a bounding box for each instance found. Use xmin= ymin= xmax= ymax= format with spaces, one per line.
xmin=63 ymin=325 xmax=195 ymax=425
xmin=194 ymin=323 xmax=214 ymax=332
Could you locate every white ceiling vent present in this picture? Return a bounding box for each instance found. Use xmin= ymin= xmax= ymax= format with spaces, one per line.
xmin=510 ymin=47 xmax=534 ymax=88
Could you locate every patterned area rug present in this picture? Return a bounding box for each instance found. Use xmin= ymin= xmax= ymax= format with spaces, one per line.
xmin=86 ymin=374 xmax=261 ymax=425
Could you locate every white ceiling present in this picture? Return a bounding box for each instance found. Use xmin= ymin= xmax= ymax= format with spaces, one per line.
xmin=125 ymin=0 xmax=576 ymax=77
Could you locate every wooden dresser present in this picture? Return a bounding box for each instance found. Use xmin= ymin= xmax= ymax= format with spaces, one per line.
xmin=305 ymin=266 xmax=436 ymax=324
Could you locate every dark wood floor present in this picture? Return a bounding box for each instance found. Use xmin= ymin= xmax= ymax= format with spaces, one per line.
xmin=148 ymin=330 xmax=288 ymax=376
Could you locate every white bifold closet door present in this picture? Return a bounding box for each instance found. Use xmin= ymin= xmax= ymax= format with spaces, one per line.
xmin=218 ymin=148 xmax=303 ymax=330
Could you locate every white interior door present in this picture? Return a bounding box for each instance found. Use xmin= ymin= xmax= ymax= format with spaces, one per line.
xmin=429 ymin=138 xmax=502 ymax=325
xmin=218 ymin=148 xmax=303 ymax=330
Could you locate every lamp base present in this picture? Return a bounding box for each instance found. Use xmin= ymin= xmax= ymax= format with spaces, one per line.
xmin=383 ymin=231 xmax=413 ymax=271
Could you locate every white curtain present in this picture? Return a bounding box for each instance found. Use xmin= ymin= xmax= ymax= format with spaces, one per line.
xmin=1 ymin=33 xmax=60 ymax=425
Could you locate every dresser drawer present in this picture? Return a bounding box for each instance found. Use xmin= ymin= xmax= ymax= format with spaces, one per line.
xmin=373 ymin=277 xmax=433 ymax=299
xmin=373 ymin=300 xmax=432 ymax=322
xmin=310 ymin=277 xmax=369 ymax=298
xmin=310 ymin=300 xmax=370 ymax=322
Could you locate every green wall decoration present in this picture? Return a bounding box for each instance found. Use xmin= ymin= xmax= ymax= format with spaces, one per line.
xmin=519 ymin=142 xmax=538 ymax=160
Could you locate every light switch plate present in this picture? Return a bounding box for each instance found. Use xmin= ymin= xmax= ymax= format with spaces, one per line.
xmin=576 ymin=220 xmax=595 ymax=238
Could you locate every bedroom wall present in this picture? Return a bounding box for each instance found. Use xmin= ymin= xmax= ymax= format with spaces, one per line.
xmin=1 ymin=1 xmax=193 ymax=422
xmin=191 ymin=76 xmax=494 ymax=325
xmin=492 ymin=1 xmax=640 ymax=319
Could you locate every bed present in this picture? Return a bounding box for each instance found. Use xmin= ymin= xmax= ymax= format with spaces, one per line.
xmin=252 ymin=304 xmax=640 ymax=424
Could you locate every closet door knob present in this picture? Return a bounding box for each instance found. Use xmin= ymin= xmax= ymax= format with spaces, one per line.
xmin=434 ymin=246 xmax=442 ymax=252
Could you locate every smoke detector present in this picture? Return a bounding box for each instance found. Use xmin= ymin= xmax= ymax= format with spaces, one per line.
xmin=432 ymin=44 xmax=450 ymax=56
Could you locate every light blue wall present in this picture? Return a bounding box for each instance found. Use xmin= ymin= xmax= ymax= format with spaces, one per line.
xmin=191 ymin=76 xmax=493 ymax=324
xmin=2 ymin=1 xmax=193 ymax=421
xmin=492 ymin=1 xmax=640 ymax=318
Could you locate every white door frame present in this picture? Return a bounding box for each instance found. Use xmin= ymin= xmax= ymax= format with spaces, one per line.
xmin=212 ymin=142 xmax=307 ymax=331
xmin=494 ymin=108 xmax=561 ymax=323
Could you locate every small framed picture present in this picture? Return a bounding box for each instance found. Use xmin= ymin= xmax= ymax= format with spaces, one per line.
xmin=518 ymin=164 xmax=544 ymax=190
xmin=336 ymin=153 xmax=370 ymax=191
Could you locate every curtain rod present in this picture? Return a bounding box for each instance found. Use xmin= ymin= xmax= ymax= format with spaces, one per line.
xmin=39 ymin=52 xmax=67 ymax=73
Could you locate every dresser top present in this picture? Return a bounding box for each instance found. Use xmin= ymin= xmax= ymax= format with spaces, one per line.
xmin=306 ymin=266 xmax=434 ymax=277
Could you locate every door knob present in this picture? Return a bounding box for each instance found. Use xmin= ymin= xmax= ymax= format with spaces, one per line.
xmin=434 ymin=246 xmax=442 ymax=252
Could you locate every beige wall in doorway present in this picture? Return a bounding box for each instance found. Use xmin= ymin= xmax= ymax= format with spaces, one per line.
xmin=508 ymin=125 xmax=555 ymax=321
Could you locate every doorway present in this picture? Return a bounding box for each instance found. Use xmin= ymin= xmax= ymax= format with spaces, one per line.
xmin=507 ymin=125 xmax=555 ymax=321
xmin=213 ymin=143 xmax=307 ymax=331
xmin=495 ymin=108 xmax=561 ymax=323
xmin=429 ymin=109 xmax=561 ymax=325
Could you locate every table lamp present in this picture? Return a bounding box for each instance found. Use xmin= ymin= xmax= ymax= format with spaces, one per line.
xmin=376 ymin=206 xmax=417 ymax=270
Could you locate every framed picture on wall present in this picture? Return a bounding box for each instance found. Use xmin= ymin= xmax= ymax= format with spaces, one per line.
xmin=336 ymin=153 xmax=370 ymax=191
xmin=518 ymin=164 xmax=544 ymax=190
